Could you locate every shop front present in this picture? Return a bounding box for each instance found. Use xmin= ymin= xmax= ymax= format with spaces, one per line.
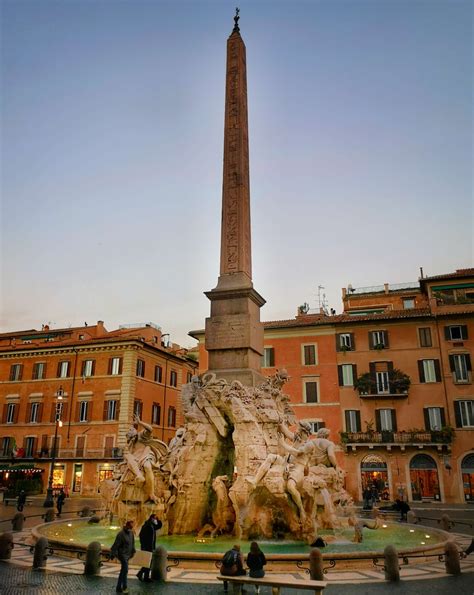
xmin=461 ymin=453 xmax=474 ymax=501
xmin=360 ymin=454 xmax=390 ymax=500
xmin=410 ymin=454 xmax=440 ymax=501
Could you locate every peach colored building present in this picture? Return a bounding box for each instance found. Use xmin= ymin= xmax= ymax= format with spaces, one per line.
xmin=191 ymin=268 xmax=474 ymax=504
xmin=0 ymin=322 xmax=197 ymax=496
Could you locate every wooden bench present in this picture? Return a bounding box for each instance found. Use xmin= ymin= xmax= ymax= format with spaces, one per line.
xmin=3 ymin=498 xmax=33 ymax=506
xmin=217 ymin=575 xmax=327 ymax=594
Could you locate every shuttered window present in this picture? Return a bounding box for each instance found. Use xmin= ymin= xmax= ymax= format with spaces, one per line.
xmin=304 ymin=381 xmax=318 ymax=403
xmin=445 ymin=325 xmax=468 ymax=341
xmin=418 ymin=327 xmax=432 ymax=347
xmin=57 ymin=361 xmax=70 ymax=378
xmin=423 ymin=407 xmax=445 ymax=431
xmin=454 ymin=400 xmax=474 ymax=427
xmin=109 ymin=357 xmax=122 ymax=375
xmin=345 ymin=410 xmax=361 ymax=432
xmin=303 ymin=344 xmax=317 ymax=366
xmin=168 ymin=406 xmax=176 ymax=427
xmin=170 ymin=370 xmax=178 ymax=387
xmin=262 ymin=347 xmax=275 ymax=367
xmin=418 ymin=359 xmax=441 ymax=383
xmin=155 ymin=365 xmax=163 ymax=383
xmin=9 ymin=364 xmax=23 ymax=381
xmin=32 ymin=362 xmax=46 ymax=380
xmin=338 ymin=364 xmax=357 ymax=387
xmin=136 ymin=359 xmax=145 ymax=378
xmin=449 ymin=354 xmax=471 ymax=382
xmin=152 ymin=403 xmax=161 ymax=425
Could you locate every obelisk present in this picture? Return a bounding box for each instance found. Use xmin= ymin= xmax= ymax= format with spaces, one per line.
xmin=205 ymin=10 xmax=265 ymax=387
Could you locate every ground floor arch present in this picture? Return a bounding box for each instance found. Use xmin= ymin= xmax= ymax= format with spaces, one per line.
xmin=461 ymin=453 xmax=474 ymax=501
xmin=360 ymin=454 xmax=390 ymax=500
xmin=409 ymin=454 xmax=440 ymax=501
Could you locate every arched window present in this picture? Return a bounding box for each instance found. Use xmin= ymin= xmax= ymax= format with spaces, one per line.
xmin=461 ymin=453 xmax=474 ymax=501
xmin=410 ymin=454 xmax=439 ymax=500
xmin=360 ymin=455 xmax=389 ymax=500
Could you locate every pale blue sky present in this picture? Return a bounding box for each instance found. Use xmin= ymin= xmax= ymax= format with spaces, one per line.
xmin=1 ymin=0 xmax=472 ymax=346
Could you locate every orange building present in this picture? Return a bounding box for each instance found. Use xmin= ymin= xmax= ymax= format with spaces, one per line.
xmin=0 ymin=321 xmax=197 ymax=496
xmin=191 ymin=268 xmax=474 ymax=504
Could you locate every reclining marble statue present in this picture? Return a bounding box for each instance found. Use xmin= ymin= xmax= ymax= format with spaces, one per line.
xmin=106 ymin=371 xmax=353 ymax=543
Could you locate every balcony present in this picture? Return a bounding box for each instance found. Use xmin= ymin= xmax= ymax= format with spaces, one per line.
xmin=340 ymin=430 xmax=453 ymax=452
xmin=354 ymin=370 xmax=411 ymax=399
xmin=0 ymin=447 xmax=123 ymax=461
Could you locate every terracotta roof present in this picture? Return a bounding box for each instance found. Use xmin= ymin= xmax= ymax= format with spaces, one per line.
xmin=420 ymin=268 xmax=474 ymax=283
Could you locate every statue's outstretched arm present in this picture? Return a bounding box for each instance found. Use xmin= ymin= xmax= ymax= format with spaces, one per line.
xmin=134 ymin=414 xmax=152 ymax=434
xmin=278 ymin=422 xmax=295 ymax=442
xmin=278 ymin=435 xmax=300 ymax=456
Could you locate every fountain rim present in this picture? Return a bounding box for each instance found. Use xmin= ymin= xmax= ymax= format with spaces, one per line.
xmin=32 ymin=518 xmax=451 ymax=561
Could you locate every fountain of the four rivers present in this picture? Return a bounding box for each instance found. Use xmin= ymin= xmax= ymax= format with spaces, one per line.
xmin=36 ymin=12 xmax=448 ymax=564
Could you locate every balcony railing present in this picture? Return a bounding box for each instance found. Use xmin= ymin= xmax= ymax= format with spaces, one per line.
xmin=341 ymin=430 xmax=453 ymax=446
xmin=0 ymin=447 xmax=123 ymax=460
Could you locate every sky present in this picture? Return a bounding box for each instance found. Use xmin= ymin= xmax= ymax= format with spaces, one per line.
xmin=1 ymin=0 xmax=472 ymax=347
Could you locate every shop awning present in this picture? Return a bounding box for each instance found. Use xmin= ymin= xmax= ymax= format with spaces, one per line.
xmin=0 ymin=464 xmax=11 ymax=471
xmin=10 ymin=464 xmax=42 ymax=472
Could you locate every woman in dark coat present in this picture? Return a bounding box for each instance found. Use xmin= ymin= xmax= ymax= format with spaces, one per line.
xmin=111 ymin=520 xmax=136 ymax=593
xmin=137 ymin=514 xmax=161 ymax=582
xmin=246 ymin=541 xmax=266 ymax=591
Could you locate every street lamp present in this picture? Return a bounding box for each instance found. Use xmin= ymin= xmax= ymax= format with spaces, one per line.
xmin=43 ymin=386 xmax=64 ymax=508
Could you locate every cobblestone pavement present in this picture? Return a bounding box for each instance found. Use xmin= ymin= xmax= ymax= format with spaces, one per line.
xmin=1 ymin=497 xmax=473 ymax=593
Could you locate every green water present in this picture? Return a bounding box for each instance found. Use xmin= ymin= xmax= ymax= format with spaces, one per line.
xmin=39 ymin=520 xmax=444 ymax=554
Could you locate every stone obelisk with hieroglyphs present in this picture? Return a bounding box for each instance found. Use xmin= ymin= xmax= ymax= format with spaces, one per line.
xmin=205 ymin=10 xmax=265 ymax=387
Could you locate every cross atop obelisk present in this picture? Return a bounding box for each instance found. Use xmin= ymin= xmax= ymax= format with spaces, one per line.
xmin=204 ymin=11 xmax=265 ymax=387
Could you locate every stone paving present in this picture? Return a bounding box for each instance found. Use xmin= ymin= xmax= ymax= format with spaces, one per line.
xmin=1 ymin=498 xmax=473 ymax=592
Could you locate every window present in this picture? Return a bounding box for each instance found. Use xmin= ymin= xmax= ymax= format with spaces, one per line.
xmin=79 ymin=401 xmax=88 ymax=422
xmin=24 ymin=437 xmax=35 ymax=458
xmin=170 ymin=370 xmax=178 ymax=387
xmin=418 ymin=359 xmax=441 ymax=383
xmin=9 ymin=364 xmax=23 ymax=381
xmin=136 ymin=359 xmax=145 ymax=378
xmin=375 ymin=371 xmax=390 ymax=394
xmin=424 ymin=407 xmax=445 ymax=431
xmin=337 ymin=333 xmax=354 ymax=351
xmin=345 ymin=410 xmax=361 ymax=432
xmin=310 ymin=421 xmax=325 ymax=433
xmin=109 ymin=357 xmax=122 ymax=375
xmin=450 ymin=354 xmax=471 ymax=383
xmin=6 ymin=403 xmax=16 ymax=424
xmin=303 ymin=344 xmax=317 ymax=366
xmin=133 ymin=400 xmax=143 ymax=419
xmin=105 ymin=400 xmax=117 ymax=421
xmin=29 ymin=402 xmax=40 ymax=423
xmin=376 ymin=409 xmax=396 ymax=432
xmin=154 ymin=365 xmax=163 ymax=383
xmin=57 ymin=361 xmax=70 ymax=378
xmin=403 ymin=298 xmax=415 ymax=309
xmin=152 ymin=403 xmax=161 ymax=425
xmin=168 ymin=406 xmax=176 ymax=427
xmin=338 ymin=364 xmax=357 ymax=387
xmin=445 ymin=325 xmax=468 ymax=341
xmin=419 ymin=327 xmax=432 ymax=347
xmin=262 ymin=347 xmax=275 ymax=367
xmin=186 ymin=372 xmax=193 ymax=383
xmin=370 ymin=330 xmax=388 ymax=349
xmin=32 ymin=362 xmax=46 ymax=380
xmin=455 ymin=400 xmax=474 ymax=428
xmin=304 ymin=380 xmax=318 ymax=403
xmin=1 ymin=437 xmax=11 ymax=457
xmin=81 ymin=359 xmax=95 ymax=377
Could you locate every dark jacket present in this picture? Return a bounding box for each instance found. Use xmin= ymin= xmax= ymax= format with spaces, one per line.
xmin=139 ymin=520 xmax=158 ymax=552
xmin=111 ymin=528 xmax=136 ymax=561
xmin=17 ymin=493 xmax=26 ymax=505
xmin=246 ymin=551 xmax=266 ymax=571
xmin=57 ymin=492 xmax=66 ymax=506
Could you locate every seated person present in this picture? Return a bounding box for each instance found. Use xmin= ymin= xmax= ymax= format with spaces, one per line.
xmin=221 ymin=544 xmax=246 ymax=576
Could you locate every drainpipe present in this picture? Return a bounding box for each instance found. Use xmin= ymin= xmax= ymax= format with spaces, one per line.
xmin=434 ymin=317 xmax=451 ymax=425
xmin=67 ymin=348 xmax=79 ymax=443
xmin=161 ymin=358 xmax=168 ymax=442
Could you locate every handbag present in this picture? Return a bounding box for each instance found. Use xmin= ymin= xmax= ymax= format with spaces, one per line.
xmin=130 ymin=549 xmax=152 ymax=567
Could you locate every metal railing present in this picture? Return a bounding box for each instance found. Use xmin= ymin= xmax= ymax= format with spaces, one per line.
xmin=341 ymin=430 xmax=453 ymax=445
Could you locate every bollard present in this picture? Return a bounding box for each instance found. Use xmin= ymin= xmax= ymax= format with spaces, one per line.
xmin=150 ymin=545 xmax=168 ymax=582
xmin=33 ymin=536 xmax=49 ymax=570
xmin=84 ymin=541 xmax=102 ymax=576
xmin=79 ymin=506 xmax=92 ymax=518
xmin=309 ymin=547 xmax=324 ymax=580
xmin=353 ymin=522 xmax=363 ymax=543
xmin=43 ymin=508 xmax=55 ymax=523
xmin=407 ymin=511 xmax=417 ymax=525
xmin=87 ymin=516 xmax=101 ymax=525
xmin=444 ymin=541 xmax=461 ymax=575
xmin=0 ymin=532 xmax=14 ymax=560
xmin=440 ymin=514 xmax=452 ymax=532
xmin=384 ymin=544 xmax=400 ymax=582
xmin=11 ymin=512 xmax=25 ymax=532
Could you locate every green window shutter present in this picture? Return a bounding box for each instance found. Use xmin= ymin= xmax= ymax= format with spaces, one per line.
xmin=423 ymin=408 xmax=430 ymax=430
xmin=444 ymin=326 xmax=450 ymax=340
xmin=461 ymin=325 xmax=468 ymax=340
xmin=350 ymin=333 xmax=356 ymax=350
xmin=344 ymin=410 xmax=351 ymax=431
xmin=434 ymin=359 xmax=441 ymax=382
xmin=352 ymin=364 xmax=358 ymax=381
xmin=466 ymin=354 xmax=472 ymax=371
xmin=355 ymin=410 xmax=361 ymax=432
xmin=453 ymin=401 xmax=462 ymax=428
xmin=375 ymin=410 xmax=381 ymax=431
xmin=418 ymin=360 xmax=425 ymax=383
xmin=269 ymin=348 xmax=275 ymax=367
xmin=335 ymin=334 xmax=341 ymax=352
xmin=368 ymin=332 xmax=374 ymax=350
xmin=383 ymin=331 xmax=390 ymax=348
xmin=391 ymin=409 xmax=397 ymax=432
xmin=448 ymin=355 xmax=455 ymax=372
xmin=440 ymin=408 xmax=446 ymax=427
xmin=337 ymin=366 xmax=344 ymax=386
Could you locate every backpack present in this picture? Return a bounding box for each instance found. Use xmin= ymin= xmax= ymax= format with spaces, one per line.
xmin=222 ymin=549 xmax=237 ymax=567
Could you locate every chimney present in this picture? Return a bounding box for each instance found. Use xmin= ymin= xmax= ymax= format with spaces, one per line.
xmin=96 ymin=320 xmax=106 ymax=336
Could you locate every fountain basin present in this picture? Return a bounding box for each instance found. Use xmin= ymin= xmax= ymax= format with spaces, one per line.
xmin=33 ymin=518 xmax=449 ymax=570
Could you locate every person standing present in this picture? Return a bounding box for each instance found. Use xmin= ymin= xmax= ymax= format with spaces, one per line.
xmin=56 ymin=489 xmax=66 ymax=517
xmin=16 ymin=490 xmax=26 ymax=512
xmin=111 ymin=520 xmax=136 ymax=594
xmin=137 ymin=514 xmax=162 ymax=582
xmin=246 ymin=541 xmax=266 ymax=593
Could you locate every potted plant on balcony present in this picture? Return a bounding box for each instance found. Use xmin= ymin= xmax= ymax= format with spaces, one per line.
xmin=354 ymin=373 xmax=375 ymax=395
xmin=388 ymin=369 xmax=411 ymax=394
xmin=431 ymin=425 xmax=455 ymax=443
xmin=339 ymin=432 xmax=349 ymax=444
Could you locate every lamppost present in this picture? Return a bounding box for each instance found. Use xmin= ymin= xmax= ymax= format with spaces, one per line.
xmin=43 ymin=386 xmax=64 ymax=508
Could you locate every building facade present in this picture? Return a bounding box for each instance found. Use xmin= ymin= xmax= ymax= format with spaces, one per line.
xmin=191 ymin=268 xmax=474 ymax=504
xmin=0 ymin=321 xmax=197 ymax=496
